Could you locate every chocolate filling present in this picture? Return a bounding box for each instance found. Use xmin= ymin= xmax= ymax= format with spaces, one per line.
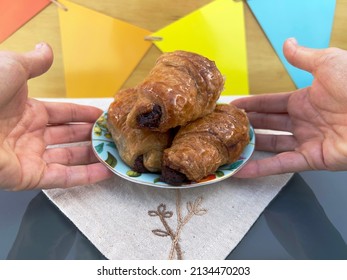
xmin=132 ymin=155 xmax=149 ymax=173
xmin=160 ymin=166 xmax=188 ymax=186
xmin=136 ymin=104 xmax=162 ymax=128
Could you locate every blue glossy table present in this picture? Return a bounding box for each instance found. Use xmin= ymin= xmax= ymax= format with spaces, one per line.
xmin=1 ymin=172 xmax=346 ymax=260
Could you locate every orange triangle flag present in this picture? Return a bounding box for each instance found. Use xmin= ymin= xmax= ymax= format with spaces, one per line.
xmin=58 ymin=0 xmax=152 ymax=98
xmin=0 ymin=0 xmax=50 ymax=43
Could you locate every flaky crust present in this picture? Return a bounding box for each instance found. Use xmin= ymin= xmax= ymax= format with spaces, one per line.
xmin=162 ymin=103 xmax=250 ymax=182
xmin=126 ymin=50 xmax=224 ymax=132
xmin=107 ymin=88 xmax=170 ymax=172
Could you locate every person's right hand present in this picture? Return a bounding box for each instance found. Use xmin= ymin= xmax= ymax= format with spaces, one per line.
xmin=0 ymin=43 xmax=112 ymax=190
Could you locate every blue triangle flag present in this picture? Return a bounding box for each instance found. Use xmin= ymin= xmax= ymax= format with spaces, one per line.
xmin=247 ymin=0 xmax=336 ymax=89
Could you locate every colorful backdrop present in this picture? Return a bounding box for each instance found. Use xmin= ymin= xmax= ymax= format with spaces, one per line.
xmin=1 ymin=0 xmax=345 ymax=98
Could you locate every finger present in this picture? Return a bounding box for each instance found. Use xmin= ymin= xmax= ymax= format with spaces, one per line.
xmin=254 ymin=134 xmax=297 ymax=153
xmin=44 ymin=123 xmax=94 ymax=145
xmin=39 ymin=163 xmax=113 ymax=189
xmin=43 ymin=145 xmax=98 ymax=166
xmin=233 ymin=151 xmax=309 ymax=178
xmin=43 ymin=102 xmax=103 ymax=124
xmin=231 ymin=92 xmax=291 ymax=113
xmin=0 ymin=43 xmax=53 ymax=99
xmin=248 ymin=112 xmax=292 ymax=132
xmin=23 ymin=42 xmax=54 ymax=79
xmin=283 ymin=38 xmax=327 ymax=73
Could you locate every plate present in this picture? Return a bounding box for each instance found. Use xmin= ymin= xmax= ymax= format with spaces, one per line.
xmin=92 ymin=112 xmax=255 ymax=189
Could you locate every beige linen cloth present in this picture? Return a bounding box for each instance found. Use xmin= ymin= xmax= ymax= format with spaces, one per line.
xmin=42 ymin=98 xmax=293 ymax=260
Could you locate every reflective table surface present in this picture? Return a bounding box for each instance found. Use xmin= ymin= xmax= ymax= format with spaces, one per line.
xmin=1 ymin=172 xmax=346 ymax=260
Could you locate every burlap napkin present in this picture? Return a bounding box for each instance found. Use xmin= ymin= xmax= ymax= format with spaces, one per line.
xmin=40 ymin=98 xmax=292 ymax=259
xmin=43 ymin=150 xmax=292 ymax=260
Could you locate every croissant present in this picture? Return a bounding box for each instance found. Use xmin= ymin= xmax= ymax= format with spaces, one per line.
xmin=160 ymin=103 xmax=250 ymax=185
xmin=126 ymin=50 xmax=224 ymax=132
xmin=107 ymin=88 xmax=171 ymax=173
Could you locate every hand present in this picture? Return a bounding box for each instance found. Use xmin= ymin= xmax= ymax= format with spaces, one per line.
xmin=0 ymin=43 xmax=112 ymax=190
xmin=232 ymin=38 xmax=347 ymax=178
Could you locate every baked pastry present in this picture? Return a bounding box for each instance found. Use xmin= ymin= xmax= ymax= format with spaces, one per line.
xmin=126 ymin=50 xmax=224 ymax=132
xmin=107 ymin=88 xmax=171 ymax=173
xmin=160 ymin=103 xmax=250 ymax=185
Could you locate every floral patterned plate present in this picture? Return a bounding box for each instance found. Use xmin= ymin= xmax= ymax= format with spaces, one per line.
xmin=92 ymin=112 xmax=255 ymax=189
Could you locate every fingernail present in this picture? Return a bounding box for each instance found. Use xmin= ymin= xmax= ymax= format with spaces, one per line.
xmin=287 ymin=37 xmax=298 ymax=46
xmin=35 ymin=42 xmax=46 ymax=50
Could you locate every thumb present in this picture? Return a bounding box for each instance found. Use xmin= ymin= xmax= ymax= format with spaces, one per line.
xmin=283 ymin=38 xmax=325 ymax=73
xmin=23 ymin=42 xmax=54 ymax=79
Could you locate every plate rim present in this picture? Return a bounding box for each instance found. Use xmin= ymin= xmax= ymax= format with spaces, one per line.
xmin=91 ymin=111 xmax=255 ymax=189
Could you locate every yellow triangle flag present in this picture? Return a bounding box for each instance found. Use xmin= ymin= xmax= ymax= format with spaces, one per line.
xmin=58 ymin=0 xmax=152 ymax=97
xmin=151 ymin=0 xmax=249 ymax=95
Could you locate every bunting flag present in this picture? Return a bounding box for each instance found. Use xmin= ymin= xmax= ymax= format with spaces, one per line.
xmin=0 ymin=0 xmax=51 ymax=43
xmin=151 ymin=0 xmax=249 ymax=95
xmin=58 ymin=0 xmax=152 ymax=98
xmin=1 ymin=0 xmax=337 ymax=97
xmin=247 ymin=0 xmax=336 ymax=89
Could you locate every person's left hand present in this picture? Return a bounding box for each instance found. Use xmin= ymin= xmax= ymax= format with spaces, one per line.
xmin=231 ymin=38 xmax=347 ymax=178
xmin=0 ymin=43 xmax=112 ymax=191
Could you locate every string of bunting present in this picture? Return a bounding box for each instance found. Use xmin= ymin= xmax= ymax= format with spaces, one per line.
xmin=0 ymin=0 xmax=336 ymax=97
xmin=56 ymin=0 xmax=248 ymax=97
